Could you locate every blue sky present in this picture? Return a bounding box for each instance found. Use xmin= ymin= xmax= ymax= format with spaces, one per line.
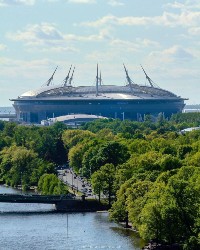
xmin=0 ymin=0 xmax=200 ymax=106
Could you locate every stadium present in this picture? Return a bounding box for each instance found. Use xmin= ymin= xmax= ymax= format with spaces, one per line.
xmin=11 ymin=65 xmax=186 ymax=123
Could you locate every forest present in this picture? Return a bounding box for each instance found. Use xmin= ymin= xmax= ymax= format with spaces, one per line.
xmin=0 ymin=112 xmax=200 ymax=249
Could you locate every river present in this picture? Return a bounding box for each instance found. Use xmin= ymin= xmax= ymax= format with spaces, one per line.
xmin=0 ymin=185 xmax=143 ymax=250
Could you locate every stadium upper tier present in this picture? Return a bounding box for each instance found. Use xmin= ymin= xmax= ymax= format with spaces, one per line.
xmin=20 ymin=84 xmax=180 ymax=100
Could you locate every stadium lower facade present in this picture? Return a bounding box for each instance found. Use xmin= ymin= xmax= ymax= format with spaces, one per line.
xmin=11 ymin=66 xmax=186 ymax=123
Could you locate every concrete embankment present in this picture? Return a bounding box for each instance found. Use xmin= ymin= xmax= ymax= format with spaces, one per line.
xmin=55 ymin=198 xmax=109 ymax=212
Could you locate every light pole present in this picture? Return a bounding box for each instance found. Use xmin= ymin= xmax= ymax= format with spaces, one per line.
xmin=71 ymin=171 xmax=73 ymax=190
xmin=20 ymin=171 xmax=23 ymax=194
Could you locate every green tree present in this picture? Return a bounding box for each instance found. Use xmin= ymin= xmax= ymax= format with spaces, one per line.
xmin=138 ymin=166 xmax=200 ymax=247
xmin=62 ymin=129 xmax=95 ymax=148
xmin=91 ymin=170 xmax=104 ymax=202
xmin=38 ymin=174 xmax=68 ymax=195
xmin=100 ymin=163 xmax=116 ymax=206
xmin=156 ymin=154 xmax=182 ymax=171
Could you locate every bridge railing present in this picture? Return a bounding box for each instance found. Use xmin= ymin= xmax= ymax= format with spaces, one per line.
xmin=0 ymin=193 xmax=76 ymax=202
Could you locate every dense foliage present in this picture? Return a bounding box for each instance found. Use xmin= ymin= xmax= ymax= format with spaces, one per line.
xmin=64 ymin=113 xmax=200 ymax=249
xmin=38 ymin=174 xmax=68 ymax=195
xmin=0 ymin=113 xmax=200 ymax=248
xmin=0 ymin=122 xmax=68 ymax=193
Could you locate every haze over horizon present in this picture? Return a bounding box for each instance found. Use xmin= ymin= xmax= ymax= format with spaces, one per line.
xmin=0 ymin=0 xmax=200 ymax=106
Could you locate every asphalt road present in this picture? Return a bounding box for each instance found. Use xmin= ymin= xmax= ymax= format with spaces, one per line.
xmin=58 ymin=168 xmax=94 ymax=198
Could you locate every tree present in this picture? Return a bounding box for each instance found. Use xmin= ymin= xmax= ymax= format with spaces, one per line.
xmin=185 ymin=152 xmax=200 ymax=167
xmin=177 ymin=145 xmax=193 ymax=160
xmin=62 ymin=129 xmax=95 ymax=148
xmin=109 ymin=180 xmax=131 ymax=226
xmin=68 ymin=138 xmax=97 ymax=174
xmin=129 ymin=139 xmax=151 ymax=154
xmin=100 ymin=163 xmax=116 ymax=206
xmin=137 ymin=166 xmax=200 ymax=247
xmin=82 ymin=140 xmax=130 ymax=177
xmin=38 ymin=174 xmax=68 ymax=195
xmin=137 ymin=151 xmax=161 ymax=172
xmin=156 ymin=154 xmax=182 ymax=171
xmin=3 ymin=122 xmax=17 ymax=137
xmin=91 ymin=170 xmax=104 ymax=202
xmin=91 ymin=163 xmax=116 ymax=206
xmin=127 ymin=180 xmax=153 ymax=231
xmin=0 ymin=145 xmax=56 ymax=189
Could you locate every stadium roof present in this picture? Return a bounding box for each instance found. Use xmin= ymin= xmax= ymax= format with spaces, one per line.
xmin=18 ymin=84 xmax=180 ymax=101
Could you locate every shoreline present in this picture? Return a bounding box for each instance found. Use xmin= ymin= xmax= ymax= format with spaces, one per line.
xmin=118 ymin=221 xmax=181 ymax=250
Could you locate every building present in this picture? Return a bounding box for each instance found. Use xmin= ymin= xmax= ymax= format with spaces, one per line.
xmin=11 ymin=65 xmax=186 ymax=123
xmin=41 ymin=114 xmax=107 ymax=127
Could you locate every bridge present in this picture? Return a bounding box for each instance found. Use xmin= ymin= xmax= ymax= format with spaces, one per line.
xmin=0 ymin=193 xmax=74 ymax=204
xmin=0 ymin=114 xmax=16 ymax=119
xmin=0 ymin=193 xmax=108 ymax=212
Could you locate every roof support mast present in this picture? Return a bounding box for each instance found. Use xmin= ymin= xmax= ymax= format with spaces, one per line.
xmin=68 ymin=66 xmax=75 ymax=86
xmin=99 ymin=71 xmax=102 ymax=86
xmin=63 ymin=65 xmax=72 ymax=87
xmin=123 ymin=64 xmax=134 ymax=94
xmin=96 ymin=64 xmax=99 ymax=96
xmin=141 ymin=65 xmax=156 ymax=88
xmin=45 ymin=66 xmax=58 ymax=86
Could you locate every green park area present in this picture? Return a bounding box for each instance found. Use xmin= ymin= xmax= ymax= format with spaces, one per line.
xmin=0 ymin=112 xmax=200 ymax=249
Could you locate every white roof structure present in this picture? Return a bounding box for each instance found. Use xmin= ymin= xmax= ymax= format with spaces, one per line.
xmin=16 ymin=64 xmax=185 ymax=102
xmin=48 ymin=114 xmax=107 ymax=123
xmin=19 ymin=84 xmax=180 ymax=101
xmin=180 ymin=127 xmax=200 ymax=133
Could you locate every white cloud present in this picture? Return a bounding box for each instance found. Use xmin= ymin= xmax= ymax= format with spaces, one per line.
xmin=68 ymin=0 xmax=96 ymax=4
xmin=148 ymin=45 xmax=195 ymax=64
xmin=164 ymin=46 xmax=194 ymax=60
xmin=110 ymin=38 xmax=159 ymax=52
xmin=0 ymin=0 xmax=35 ymax=6
xmin=0 ymin=57 xmax=53 ymax=81
xmin=188 ymin=27 xmax=200 ymax=35
xmin=165 ymin=0 xmax=200 ymax=11
xmin=6 ymin=23 xmax=114 ymax=53
xmin=7 ymin=23 xmax=64 ymax=46
xmin=107 ymin=0 xmax=124 ymax=7
xmin=40 ymin=46 xmax=79 ymax=53
xmin=0 ymin=44 xmax=7 ymax=51
xmin=85 ymin=37 xmax=160 ymax=66
xmin=45 ymin=0 xmax=59 ymax=2
xmin=80 ymin=15 xmax=149 ymax=27
xmin=80 ymin=11 xmax=200 ymax=28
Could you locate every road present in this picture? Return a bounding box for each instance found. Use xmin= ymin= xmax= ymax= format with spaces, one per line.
xmin=58 ymin=168 xmax=94 ymax=198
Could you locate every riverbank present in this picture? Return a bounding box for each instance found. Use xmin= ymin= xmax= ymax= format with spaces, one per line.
xmin=119 ymin=222 xmax=182 ymax=250
xmin=142 ymin=242 xmax=181 ymax=250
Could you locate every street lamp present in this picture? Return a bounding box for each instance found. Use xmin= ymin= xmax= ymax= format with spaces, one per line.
xmin=20 ymin=171 xmax=23 ymax=194
xmin=71 ymin=171 xmax=73 ymax=190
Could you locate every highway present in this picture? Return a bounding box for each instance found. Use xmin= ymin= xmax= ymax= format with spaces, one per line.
xmin=58 ymin=168 xmax=94 ymax=198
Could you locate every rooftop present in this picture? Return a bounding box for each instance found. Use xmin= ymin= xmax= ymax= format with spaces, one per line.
xmin=16 ymin=84 xmax=181 ymax=101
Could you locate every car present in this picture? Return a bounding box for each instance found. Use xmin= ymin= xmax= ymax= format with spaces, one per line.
xmin=81 ymin=188 xmax=88 ymax=192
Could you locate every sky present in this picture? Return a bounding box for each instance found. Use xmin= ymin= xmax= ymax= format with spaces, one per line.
xmin=0 ymin=0 xmax=200 ymax=106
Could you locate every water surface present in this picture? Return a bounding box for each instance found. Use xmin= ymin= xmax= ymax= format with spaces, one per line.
xmin=0 ymin=185 xmax=143 ymax=250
